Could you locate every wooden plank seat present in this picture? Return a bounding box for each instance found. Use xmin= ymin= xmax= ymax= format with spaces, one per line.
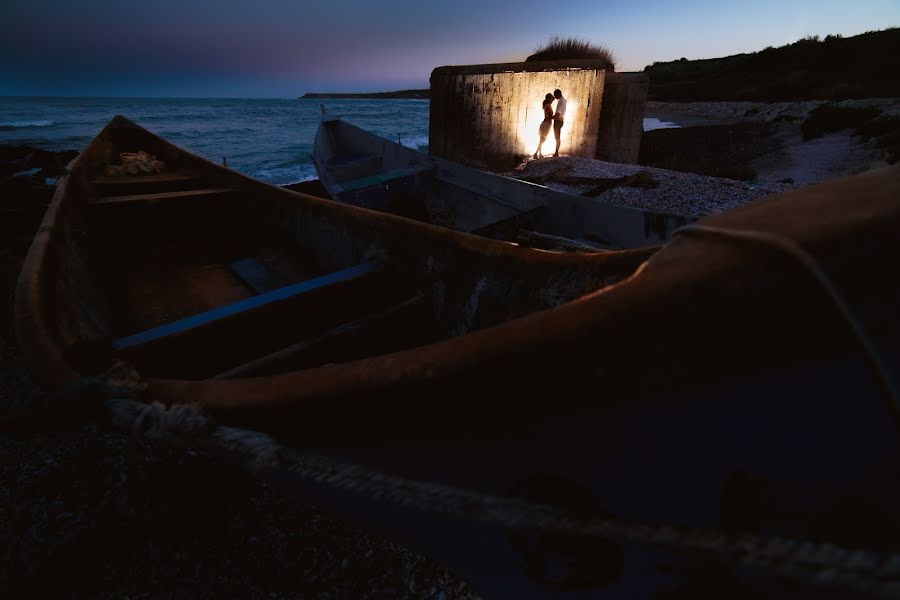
xmin=326 ymin=153 xmax=380 ymax=167
xmin=213 ymin=294 xmax=426 ymax=378
xmin=228 ymin=258 xmax=288 ymax=294
xmin=88 ymin=187 xmax=234 ymax=206
xmin=92 ymin=170 xmax=201 ymax=186
xmin=113 ymin=262 xmax=382 ymax=352
xmin=325 ymin=153 xmax=383 ymax=183
xmin=91 ymin=170 xmax=206 ymax=196
xmin=336 ymin=163 xmax=435 ymax=194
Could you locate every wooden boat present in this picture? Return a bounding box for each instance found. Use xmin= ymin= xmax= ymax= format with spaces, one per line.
xmin=16 ymin=115 xmax=654 ymax=391
xmin=313 ymin=108 xmax=693 ymax=250
xmin=16 ymin=115 xmax=900 ymax=598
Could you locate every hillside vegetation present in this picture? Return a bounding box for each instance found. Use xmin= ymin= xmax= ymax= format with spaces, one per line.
xmin=645 ymin=28 xmax=900 ymax=102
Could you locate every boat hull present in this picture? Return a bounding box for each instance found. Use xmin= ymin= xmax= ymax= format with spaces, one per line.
xmin=314 ymin=114 xmax=693 ymax=249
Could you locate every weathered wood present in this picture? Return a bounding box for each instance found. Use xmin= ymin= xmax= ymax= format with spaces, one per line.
xmin=337 ymin=163 xmax=435 ymax=193
xmin=213 ymin=295 xmax=424 ymax=379
xmin=229 ymin=258 xmax=288 ymax=294
xmin=15 ymin=114 xmax=900 ymax=600
xmin=91 ymin=170 xmax=206 ymax=197
xmin=516 ymin=230 xmax=606 ymax=253
xmin=511 ymin=170 xmax=659 ymax=189
xmin=91 ymin=171 xmax=199 ymax=186
xmin=112 ymin=263 xmax=382 ymax=351
xmin=315 ymin=114 xmax=692 ymax=246
xmin=88 ymin=187 xmax=234 ymax=206
xmin=582 ymin=171 xmax=660 ymax=197
xmin=513 ymin=166 xmax=572 ymax=185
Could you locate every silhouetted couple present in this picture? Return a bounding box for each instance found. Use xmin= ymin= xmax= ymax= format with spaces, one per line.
xmin=533 ymin=89 xmax=567 ymax=159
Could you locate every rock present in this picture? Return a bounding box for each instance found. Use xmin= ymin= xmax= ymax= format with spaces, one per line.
xmin=0 ymin=144 xmax=77 ymax=180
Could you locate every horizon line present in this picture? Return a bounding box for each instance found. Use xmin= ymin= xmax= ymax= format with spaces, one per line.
xmin=0 ymin=93 xmax=432 ymax=100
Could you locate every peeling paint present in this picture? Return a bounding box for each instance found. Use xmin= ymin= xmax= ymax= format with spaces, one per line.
xmin=454 ymin=274 xmax=489 ymax=336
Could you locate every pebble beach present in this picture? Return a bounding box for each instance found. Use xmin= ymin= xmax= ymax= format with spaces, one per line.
xmin=507 ymin=156 xmax=791 ymax=216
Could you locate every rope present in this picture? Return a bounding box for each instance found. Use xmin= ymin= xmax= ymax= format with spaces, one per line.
xmin=675 ymin=224 xmax=900 ymax=430
xmin=103 ymin=396 xmax=900 ymax=597
xmin=83 ymin=224 xmax=900 ymax=596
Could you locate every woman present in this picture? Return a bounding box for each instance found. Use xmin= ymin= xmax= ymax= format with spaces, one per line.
xmin=533 ymin=93 xmax=555 ymax=159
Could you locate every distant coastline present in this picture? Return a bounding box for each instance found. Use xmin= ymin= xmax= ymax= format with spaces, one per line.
xmin=300 ymin=89 xmax=429 ymax=100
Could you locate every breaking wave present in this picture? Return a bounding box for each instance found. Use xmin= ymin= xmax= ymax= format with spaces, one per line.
xmin=0 ymin=120 xmax=57 ymax=130
xmin=399 ymin=135 xmax=429 ymax=151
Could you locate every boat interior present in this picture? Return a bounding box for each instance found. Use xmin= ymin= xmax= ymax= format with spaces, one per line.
xmin=37 ymin=117 xmax=654 ymax=382
xmin=315 ymin=116 xmax=691 ymax=249
xmin=316 ymin=118 xmax=567 ymax=241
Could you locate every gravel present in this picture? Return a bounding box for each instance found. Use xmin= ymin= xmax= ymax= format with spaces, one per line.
xmin=505 ymin=156 xmax=792 ymax=217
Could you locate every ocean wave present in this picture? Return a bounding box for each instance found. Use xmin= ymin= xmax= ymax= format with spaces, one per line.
xmin=399 ymin=135 xmax=429 ymax=151
xmin=282 ymin=174 xmax=320 ymax=185
xmin=0 ymin=119 xmax=57 ymax=130
xmin=246 ymin=163 xmax=318 ymax=185
xmin=643 ymin=117 xmax=681 ymax=131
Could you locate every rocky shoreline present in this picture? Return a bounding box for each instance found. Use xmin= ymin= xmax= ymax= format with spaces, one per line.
xmin=642 ymin=98 xmax=900 ymax=185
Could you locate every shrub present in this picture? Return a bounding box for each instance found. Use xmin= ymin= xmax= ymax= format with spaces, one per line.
xmin=526 ymin=36 xmax=616 ymax=70
xmin=857 ymin=115 xmax=900 ymax=163
xmin=801 ymin=103 xmax=881 ymax=140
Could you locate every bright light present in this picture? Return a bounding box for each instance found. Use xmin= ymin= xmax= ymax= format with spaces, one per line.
xmin=516 ymin=94 xmax=578 ymax=157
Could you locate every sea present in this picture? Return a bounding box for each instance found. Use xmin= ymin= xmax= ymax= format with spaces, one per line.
xmin=0 ymin=97 xmax=676 ymax=185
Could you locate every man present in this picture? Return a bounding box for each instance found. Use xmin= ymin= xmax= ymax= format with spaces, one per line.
xmin=552 ymin=88 xmax=567 ymax=157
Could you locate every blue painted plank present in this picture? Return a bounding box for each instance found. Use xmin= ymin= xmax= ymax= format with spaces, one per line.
xmin=113 ymin=262 xmax=382 ymax=351
xmin=229 ymin=258 xmax=288 ymax=294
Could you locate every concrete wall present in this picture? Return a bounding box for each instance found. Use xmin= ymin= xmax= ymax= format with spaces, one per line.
xmin=596 ymin=73 xmax=649 ymax=164
xmin=429 ymin=60 xmax=608 ymax=170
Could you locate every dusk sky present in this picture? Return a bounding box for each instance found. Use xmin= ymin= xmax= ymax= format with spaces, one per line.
xmin=2 ymin=0 xmax=898 ymax=98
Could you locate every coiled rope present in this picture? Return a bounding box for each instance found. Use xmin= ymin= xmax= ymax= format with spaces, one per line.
xmin=89 ymin=224 xmax=900 ymax=596
xmin=101 ymin=396 xmax=900 ymax=597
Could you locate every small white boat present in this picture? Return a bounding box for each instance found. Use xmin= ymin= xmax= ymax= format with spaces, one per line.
xmin=313 ymin=108 xmax=693 ymax=250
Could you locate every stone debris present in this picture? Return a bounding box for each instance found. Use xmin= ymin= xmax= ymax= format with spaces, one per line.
xmin=506 ymin=156 xmax=792 ymax=217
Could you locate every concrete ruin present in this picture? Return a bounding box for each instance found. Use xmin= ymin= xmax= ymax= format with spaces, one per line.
xmin=429 ymin=60 xmax=648 ymax=170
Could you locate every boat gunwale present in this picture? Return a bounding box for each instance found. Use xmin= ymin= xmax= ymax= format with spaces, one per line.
xmin=18 ymin=115 xmax=900 ymax=441
xmin=14 ymin=115 xmax=655 ymax=394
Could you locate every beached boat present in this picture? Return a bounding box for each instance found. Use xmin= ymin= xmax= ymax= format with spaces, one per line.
xmin=313 ymin=108 xmax=693 ymax=250
xmin=16 ymin=114 xmax=654 ymax=390
xmin=16 ymin=115 xmax=900 ymax=598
